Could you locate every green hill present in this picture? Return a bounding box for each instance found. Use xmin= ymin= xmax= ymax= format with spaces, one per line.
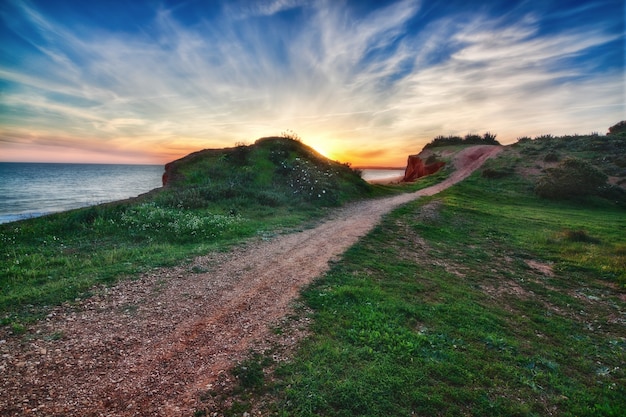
xmin=159 ymin=136 xmax=371 ymax=210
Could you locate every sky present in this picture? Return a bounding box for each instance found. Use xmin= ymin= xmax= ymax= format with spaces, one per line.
xmin=0 ymin=0 xmax=624 ymax=167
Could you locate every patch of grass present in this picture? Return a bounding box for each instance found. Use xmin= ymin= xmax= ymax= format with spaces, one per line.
xmin=559 ymin=229 xmax=601 ymax=244
xmin=259 ymin=163 xmax=626 ymax=416
xmin=232 ymin=353 xmax=273 ymax=392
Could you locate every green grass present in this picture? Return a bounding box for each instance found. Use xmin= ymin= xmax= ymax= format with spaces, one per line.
xmin=242 ymin=158 xmax=625 ymax=416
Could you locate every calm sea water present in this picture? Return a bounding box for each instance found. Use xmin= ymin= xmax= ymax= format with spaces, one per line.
xmin=360 ymin=169 xmax=405 ymax=182
xmin=0 ymin=164 xmax=404 ymax=224
xmin=0 ymin=163 xmax=164 ymax=224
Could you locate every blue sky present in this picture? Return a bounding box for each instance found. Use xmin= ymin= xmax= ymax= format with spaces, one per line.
xmin=0 ymin=0 xmax=623 ymax=165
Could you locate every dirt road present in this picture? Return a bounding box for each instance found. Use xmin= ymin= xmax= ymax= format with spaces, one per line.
xmin=0 ymin=145 xmax=501 ymax=416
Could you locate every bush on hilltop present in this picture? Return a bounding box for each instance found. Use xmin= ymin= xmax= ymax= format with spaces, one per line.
xmin=608 ymin=120 xmax=626 ymax=136
xmin=424 ymin=132 xmax=500 ymax=149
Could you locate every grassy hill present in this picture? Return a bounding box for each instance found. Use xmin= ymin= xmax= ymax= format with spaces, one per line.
xmin=160 ymin=136 xmax=372 ymax=210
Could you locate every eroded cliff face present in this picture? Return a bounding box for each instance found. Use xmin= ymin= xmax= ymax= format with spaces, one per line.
xmin=162 ymin=162 xmax=171 ymax=186
xmin=402 ymin=155 xmax=445 ymax=182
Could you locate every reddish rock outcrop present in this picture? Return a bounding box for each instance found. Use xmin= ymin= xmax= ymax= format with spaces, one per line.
xmin=162 ymin=163 xmax=171 ymax=186
xmin=402 ymin=155 xmax=445 ymax=182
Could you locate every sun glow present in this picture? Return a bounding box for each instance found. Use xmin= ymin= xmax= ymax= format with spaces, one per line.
xmin=309 ymin=141 xmax=356 ymax=165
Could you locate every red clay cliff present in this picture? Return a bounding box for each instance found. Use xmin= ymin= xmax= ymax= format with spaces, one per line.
xmin=402 ymin=155 xmax=445 ymax=182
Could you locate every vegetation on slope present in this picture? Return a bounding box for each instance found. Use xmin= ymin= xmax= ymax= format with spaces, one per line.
xmin=512 ymin=130 xmax=626 ymax=204
xmin=160 ymin=136 xmax=371 ymax=209
xmin=423 ymin=132 xmax=501 ymax=149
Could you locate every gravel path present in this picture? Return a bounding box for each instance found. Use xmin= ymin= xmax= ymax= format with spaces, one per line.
xmin=0 ymin=145 xmax=501 ymax=416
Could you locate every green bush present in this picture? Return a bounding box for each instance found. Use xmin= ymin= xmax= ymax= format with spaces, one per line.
xmin=544 ymin=152 xmax=559 ymax=163
xmin=481 ymin=167 xmax=514 ymax=179
xmin=560 ymin=229 xmax=601 ymax=244
xmin=424 ymin=132 xmax=501 ymax=149
xmin=535 ymin=158 xmax=607 ymax=199
xmin=607 ymin=120 xmax=626 ymax=136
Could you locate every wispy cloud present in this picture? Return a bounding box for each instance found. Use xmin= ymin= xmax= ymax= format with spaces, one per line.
xmin=226 ymin=0 xmax=310 ymax=19
xmin=0 ymin=0 xmax=623 ymax=165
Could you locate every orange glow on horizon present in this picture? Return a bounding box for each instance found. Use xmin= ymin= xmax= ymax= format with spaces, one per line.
xmin=0 ymin=126 xmax=424 ymax=167
xmin=0 ymin=140 xmax=414 ymax=168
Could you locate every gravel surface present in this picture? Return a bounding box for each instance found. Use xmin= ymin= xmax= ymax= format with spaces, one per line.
xmin=0 ymin=145 xmax=501 ymax=416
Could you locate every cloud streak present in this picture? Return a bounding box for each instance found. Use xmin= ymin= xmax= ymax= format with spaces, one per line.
xmin=0 ymin=0 xmax=623 ymax=165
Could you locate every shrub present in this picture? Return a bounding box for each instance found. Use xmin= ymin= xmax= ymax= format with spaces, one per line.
xmin=607 ymin=120 xmax=626 ymax=136
xmin=228 ymin=144 xmax=251 ymax=166
xmin=597 ymin=184 xmax=626 ymax=206
xmin=535 ymin=158 xmax=608 ymax=199
xmin=425 ymin=154 xmax=441 ymax=165
xmin=482 ymin=168 xmax=513 ymax=179
xmin=544 ymin=152 xmax=559 ymax=163
xmin=280 ymin=129 xmax=302 ymax=142
xmin=423 ymin=132 xmax=501 ymax=149
xmin=482 ymin=132 xmax=498 ymax=144
xmin=560 ymin=229 xmax=601 ymax=244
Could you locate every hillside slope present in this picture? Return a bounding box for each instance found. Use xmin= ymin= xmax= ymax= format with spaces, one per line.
xmin=160 ymin=137 xmax=371 ymax=209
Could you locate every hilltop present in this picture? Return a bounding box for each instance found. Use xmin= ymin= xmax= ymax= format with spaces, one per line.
xmin=160 ymin=136 xmax=371 ymax=209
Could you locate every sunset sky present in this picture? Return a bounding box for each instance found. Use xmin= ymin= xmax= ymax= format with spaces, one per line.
xmin=0 ymin=0 xmax=624 ymax=166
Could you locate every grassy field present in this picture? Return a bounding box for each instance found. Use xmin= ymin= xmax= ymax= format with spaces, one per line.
xmin=214 ymin=138 xmax=626 ymax=416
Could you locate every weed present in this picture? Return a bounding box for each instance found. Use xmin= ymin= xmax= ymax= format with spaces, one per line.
xmin=544 ymin=152 xmax=559 ymax=162
xmin=44 ymin=331 xmax=64 ymax=341
xmin=232 ymin=353 xmax=273 ymax=391
xmin=10 ymin=322 xmax=26 ymax=335
xmin=560 ymin=229 xmax=601 ymax=244
xmin=190 ymin=265 xmax=209 ymax=274
xmin=481 ymin=167 xmax=514 ymax=179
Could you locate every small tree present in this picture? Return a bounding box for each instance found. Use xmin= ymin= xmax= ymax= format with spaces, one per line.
xmin=482 ymin=132 xmax=499 ymax=144
xmin=535 ymin=157 xmax=607 ymax=199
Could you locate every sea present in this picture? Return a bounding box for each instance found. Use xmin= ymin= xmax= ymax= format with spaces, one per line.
xmin=0 ymin=164 xmax=404 ymax=225
xmin=0 ymin=162 xmax=164 ymax=224
xmin=359 ymin=168 xmax=405 ymax=182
